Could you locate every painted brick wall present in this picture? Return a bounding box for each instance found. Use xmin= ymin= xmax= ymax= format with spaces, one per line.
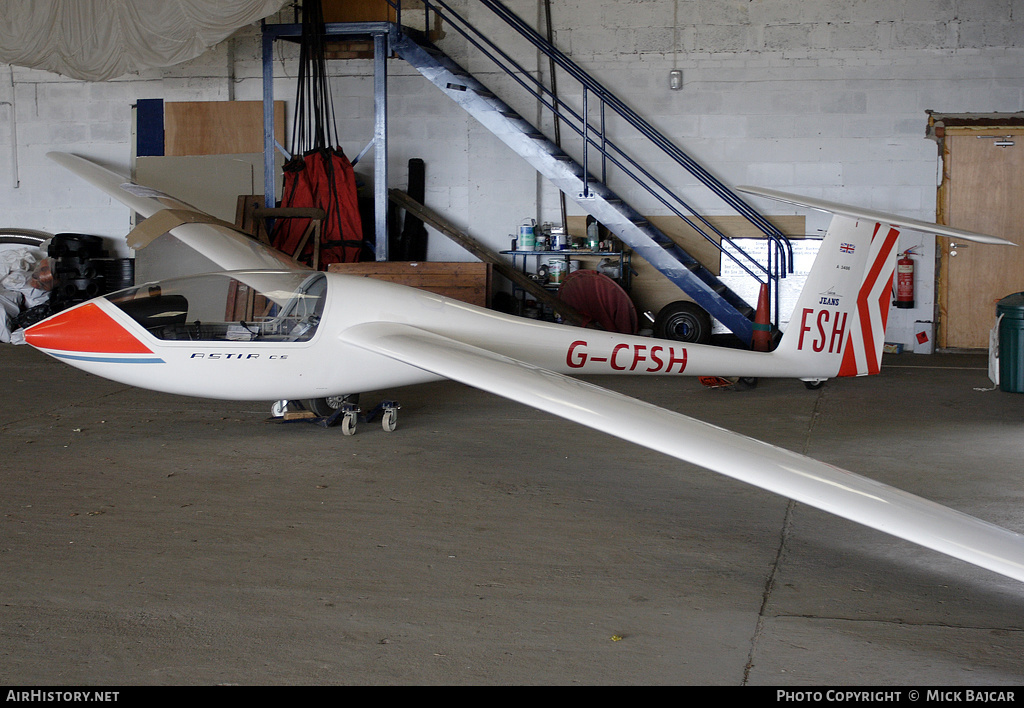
xmin=0 ymin=0 xmax=1021 ymax=346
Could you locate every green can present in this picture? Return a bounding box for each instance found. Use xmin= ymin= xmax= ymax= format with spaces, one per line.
xmin=997 ymin=292 xmax=1024 ymax=393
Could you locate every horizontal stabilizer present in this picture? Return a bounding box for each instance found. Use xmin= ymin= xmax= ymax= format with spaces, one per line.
xmin=736 ymin=185 xmax=1015 ymax=245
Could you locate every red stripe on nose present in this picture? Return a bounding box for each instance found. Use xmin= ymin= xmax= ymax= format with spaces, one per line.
xmin=25 ymin=302 xmax=152 ymax=354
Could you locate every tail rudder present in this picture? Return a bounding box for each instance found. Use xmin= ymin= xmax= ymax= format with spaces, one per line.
xmin=836 ymin=222 xmax=901 ymax=376
xmin=773 ymin=215 xmax=900 ymax=378
xmin=736 ymin=185 xmax=1014 ymax=380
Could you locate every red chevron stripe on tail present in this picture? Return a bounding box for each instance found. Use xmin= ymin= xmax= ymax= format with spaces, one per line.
xmin=838 ymin=224 xmax=901 ymax=377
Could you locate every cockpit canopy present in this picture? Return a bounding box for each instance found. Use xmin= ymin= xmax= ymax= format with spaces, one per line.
xmin=107 ymin=271 xmax=327 ymax=342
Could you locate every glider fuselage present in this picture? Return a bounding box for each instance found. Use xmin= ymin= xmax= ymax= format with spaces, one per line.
xmin=23 ymin=269 xmax=840 ymax=402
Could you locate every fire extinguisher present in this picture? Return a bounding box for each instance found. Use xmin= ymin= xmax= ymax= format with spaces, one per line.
xmin=894 ymin=246 xmax=919 ymax=309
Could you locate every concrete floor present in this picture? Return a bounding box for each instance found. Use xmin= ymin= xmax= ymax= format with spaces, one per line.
xmin=2 ymin=343 xmax=1024 ymax=685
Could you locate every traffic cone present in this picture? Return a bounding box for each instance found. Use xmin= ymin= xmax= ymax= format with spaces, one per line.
xmin=752 ymin=282 xmax=772 ymax=352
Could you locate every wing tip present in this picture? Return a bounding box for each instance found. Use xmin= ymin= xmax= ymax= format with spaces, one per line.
xmin=737 ymin=184 xmax=1015 ymax=246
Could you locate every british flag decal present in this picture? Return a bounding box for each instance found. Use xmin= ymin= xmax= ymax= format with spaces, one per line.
xmin=838 ymin=223 xmax=901 ymax=377
xmin=840 ymin=242 xmax=856 ymax=254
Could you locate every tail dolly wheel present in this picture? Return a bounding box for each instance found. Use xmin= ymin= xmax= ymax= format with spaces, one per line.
xmin=272 ymin=398 xmax=400 ymax=434
xmin=336 ymin=400 xmax=400 ymax=434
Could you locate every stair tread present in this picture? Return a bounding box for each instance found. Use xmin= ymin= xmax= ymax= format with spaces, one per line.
xmin=396 ymin=35 xmax=765 ymax=339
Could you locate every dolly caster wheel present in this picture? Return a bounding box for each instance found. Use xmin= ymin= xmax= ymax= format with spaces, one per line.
xmin=382 ymin=408 xmax=398 ymax=432
xmin=341 ymin=412 xmax=357 ymax=436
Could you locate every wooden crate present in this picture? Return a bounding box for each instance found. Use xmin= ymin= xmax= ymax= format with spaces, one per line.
xmin=322 ymin=0 xmax=397 ymax=23
xmin=327 ymin=261 xmax=492 ymax=307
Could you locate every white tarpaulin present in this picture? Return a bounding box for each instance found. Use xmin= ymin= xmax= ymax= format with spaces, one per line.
xmin=0 ymin=243 xmax=48 ymax=343
xmin=0 ymin=0 xmax=288 ymax=81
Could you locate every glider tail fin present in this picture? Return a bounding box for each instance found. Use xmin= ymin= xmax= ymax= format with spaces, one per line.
xmin=735 ymin=185 xmax=1012 ymax=381
xmin=773 ymin=215 xmax=902 ymax=379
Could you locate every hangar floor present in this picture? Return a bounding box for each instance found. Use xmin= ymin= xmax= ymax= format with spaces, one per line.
xmin=2 ymin=343 xmax=1023 ymax=686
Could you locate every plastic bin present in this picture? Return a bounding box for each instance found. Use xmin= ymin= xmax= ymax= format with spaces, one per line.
xmin=997 ymin=292 xmax=1024 ymax=393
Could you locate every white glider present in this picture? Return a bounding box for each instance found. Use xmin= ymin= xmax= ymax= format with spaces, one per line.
xmin=21 ymin=152 xmax=1024 ymax=586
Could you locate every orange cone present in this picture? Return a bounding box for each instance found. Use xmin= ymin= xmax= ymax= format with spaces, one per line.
xmin=752 ymin=282 xmax=772 ymax=352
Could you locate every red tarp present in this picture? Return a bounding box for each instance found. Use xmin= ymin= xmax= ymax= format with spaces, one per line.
xmin=272 ymin=148 xmax=363 ymax=267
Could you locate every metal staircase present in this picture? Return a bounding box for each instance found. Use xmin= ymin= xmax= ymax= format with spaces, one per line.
xmin=261 ymin=1 xmax=793 ymax=345
xmin=386 ymin=0 xmax=792 ymax=346
xmin=391 ymin=34 xmax=758 ymax=340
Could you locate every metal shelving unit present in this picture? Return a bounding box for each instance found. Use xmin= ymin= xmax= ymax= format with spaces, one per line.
xmin=501 ymin=249 xmax=632 ymax=317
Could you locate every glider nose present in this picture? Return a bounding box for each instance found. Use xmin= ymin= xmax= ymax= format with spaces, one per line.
xmin=24 ymin=301 xmax=152 ymax=354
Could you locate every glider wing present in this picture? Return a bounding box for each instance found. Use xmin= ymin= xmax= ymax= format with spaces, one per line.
xmin=343 ymin=320 xmax=1024 ymax=584
xmin=47 ymin=152 xmax=302 ymax=272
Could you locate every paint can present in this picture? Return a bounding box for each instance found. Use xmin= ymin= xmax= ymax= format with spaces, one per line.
xmin=518 ymin=219 xmax=536 ymax=251
xmin=550 ymin=226 xmax=567 ymax=251
xmin=547 ymin=257 xmax=567 ymax=284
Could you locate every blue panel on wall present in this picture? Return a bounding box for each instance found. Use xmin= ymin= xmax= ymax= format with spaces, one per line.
xmin=136 ymin=99 xmax=164 ymax=157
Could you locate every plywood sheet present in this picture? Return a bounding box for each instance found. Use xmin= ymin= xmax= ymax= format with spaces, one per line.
xmin=133 ymin=153 xmax=283 ymax=284
xmin=164 ymin=101 xmax=285 ymax=156
xmin=136 ymin=154 xmax=276 ymax=222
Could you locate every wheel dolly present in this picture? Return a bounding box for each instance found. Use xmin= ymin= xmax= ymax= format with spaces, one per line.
xmin=271 ymin=399 xmax=400 ymax=435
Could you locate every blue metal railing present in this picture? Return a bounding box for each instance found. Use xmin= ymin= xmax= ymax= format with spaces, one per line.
xmin=387 ymin=0 xmax=793 ymax=324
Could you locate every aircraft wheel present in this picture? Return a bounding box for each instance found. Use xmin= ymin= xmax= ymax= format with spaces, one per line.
xmin=382 ymin=408 xmax=398 ymax=432
xmin=308 ymin=398 xmax=332 ymax=417
xmin=804 ymin=380 xmax=825 ymax=390
xmin=654 ymin=301 xmax=712 ymax=344
xmin=270 ymin=400 xmax=288 ymax=418
xmin=308 ymin=395 xmax=357 ymax=417
xmin=341 ymin=413 xmax=357 ymax=436
xmin=738 ymin=377 xmax=759 ymax=389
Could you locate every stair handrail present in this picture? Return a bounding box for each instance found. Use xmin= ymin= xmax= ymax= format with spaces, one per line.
xmin=388 ymin=0 xmax=793 ymax=317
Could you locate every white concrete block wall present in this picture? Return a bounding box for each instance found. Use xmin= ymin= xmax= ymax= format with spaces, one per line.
xmin=532 ymin=0 xmax=1023 ymax=346
xmin=0 ymin=0 xmax=1021 ymax=347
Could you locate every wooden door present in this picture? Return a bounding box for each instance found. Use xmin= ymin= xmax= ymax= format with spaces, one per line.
xmin=939 ymin=129 xmax=1024 ymax=348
